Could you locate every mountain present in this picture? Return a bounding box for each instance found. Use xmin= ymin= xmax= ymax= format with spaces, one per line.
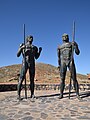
xmin=0 ymin=63 xmax=88 ymax=84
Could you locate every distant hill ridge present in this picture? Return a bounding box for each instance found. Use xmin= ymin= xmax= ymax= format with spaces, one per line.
xmin=0 ymin=62 xmax=88 ymax=84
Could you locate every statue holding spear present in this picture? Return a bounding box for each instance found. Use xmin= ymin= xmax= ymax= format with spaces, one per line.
xmin=57 ymin=21 xmax=81 ymax=99
xmin=17 ymin=24 xmax=42 ymax=100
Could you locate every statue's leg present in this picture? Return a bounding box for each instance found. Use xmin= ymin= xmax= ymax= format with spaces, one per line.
xmin=59 ymin=63 xmax=67 ymax=99
xmin=29 ymin=64 xmax=35 ymax=98
xmin=17 ymin=62 xmax=27 ymax=100
xmin=17 ymin=77 xmax=23 ymax=100
xmin=70 ymin=62 xmax=81 ymax=99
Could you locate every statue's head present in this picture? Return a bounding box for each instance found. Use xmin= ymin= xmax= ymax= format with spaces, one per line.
xmin=26 ymin=35 xmax=33 ymax=43
xmin=62 ymin=33 xmax=69 ymax=42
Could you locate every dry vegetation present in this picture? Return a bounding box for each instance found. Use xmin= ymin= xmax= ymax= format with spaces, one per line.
xmin=0 ymin=63 xmax=88 ymax=84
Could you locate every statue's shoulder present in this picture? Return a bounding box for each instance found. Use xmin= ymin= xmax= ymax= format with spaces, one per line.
xmin=59 ymin=43 xmax=65 ymax=49
xmin=33 ymin=45 xmax=38 ymax=51
xmin=19 ymin=43 xmax=24 ymax=47
xmin=69 ymin=42 xmax=72 ymax=45
xmin=57 ymin=44 xmax=61 ymax=50
xmin=68 ymin=42 xmax=72 ymax=47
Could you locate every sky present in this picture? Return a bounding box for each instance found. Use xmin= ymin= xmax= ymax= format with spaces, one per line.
xmin=0 ymin=0 xmax=90 ymax=75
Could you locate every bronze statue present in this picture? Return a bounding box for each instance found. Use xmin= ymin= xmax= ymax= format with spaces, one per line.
xmin=17 ymin=35 xmax=42 ymax=100
xmin=57 ymin=33 xmax=81 ymax=99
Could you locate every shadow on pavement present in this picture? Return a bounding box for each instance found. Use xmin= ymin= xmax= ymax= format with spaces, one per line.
xmin=36 ymin=91 xmax=90 ymax=99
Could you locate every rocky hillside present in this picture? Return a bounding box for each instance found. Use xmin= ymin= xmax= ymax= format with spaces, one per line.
xmin=0 ymin=63 xmax=88 ymax=84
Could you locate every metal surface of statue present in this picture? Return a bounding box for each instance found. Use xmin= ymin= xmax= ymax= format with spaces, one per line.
xmin=17 ymin=34 xmax=42 ymax=100
xmin=57 ymin=32 xmax=81 ymax=99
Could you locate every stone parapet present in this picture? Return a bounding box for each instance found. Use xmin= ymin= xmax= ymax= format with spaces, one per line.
xmin=0 ymin=83 xmax=90 ymax=92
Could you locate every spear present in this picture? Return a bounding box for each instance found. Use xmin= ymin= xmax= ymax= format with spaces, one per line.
xmin=23 ymin=24 xmax=27 ymax=99
xmin=69 ymin=21 xmax=75 ymax=99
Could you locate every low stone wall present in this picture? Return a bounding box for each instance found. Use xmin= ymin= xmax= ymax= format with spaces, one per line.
xmin=0 ymin=84 xmax=17 ymax=92
xmin=0 ymin=83 xmax=90 ymax=92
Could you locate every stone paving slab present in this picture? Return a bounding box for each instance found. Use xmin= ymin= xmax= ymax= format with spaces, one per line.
xmin=0 ymin=90 xmax=90 ymax=120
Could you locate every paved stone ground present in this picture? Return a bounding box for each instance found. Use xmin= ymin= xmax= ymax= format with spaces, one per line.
xmin=0 ymin=90 xmax=90 ymax=120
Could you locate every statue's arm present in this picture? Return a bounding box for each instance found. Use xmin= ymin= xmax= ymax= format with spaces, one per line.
xmin=72 ymin=42 xmax=80 ymax=55
xmin=17 ymin=44 xmax=24 ymax=57
xmin=35 ymin=46 xmax=42 ymax=59
xmin=57 ymin=46 xmax=61 ymax=67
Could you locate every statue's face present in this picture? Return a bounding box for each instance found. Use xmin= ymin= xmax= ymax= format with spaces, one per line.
xmin=26 ymin=36 xmax=33 ymax=43
xmin=28 ymin=37 xmax=33 ymax=42
xmin=62 ymin=35 xmax=69 ymax=41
